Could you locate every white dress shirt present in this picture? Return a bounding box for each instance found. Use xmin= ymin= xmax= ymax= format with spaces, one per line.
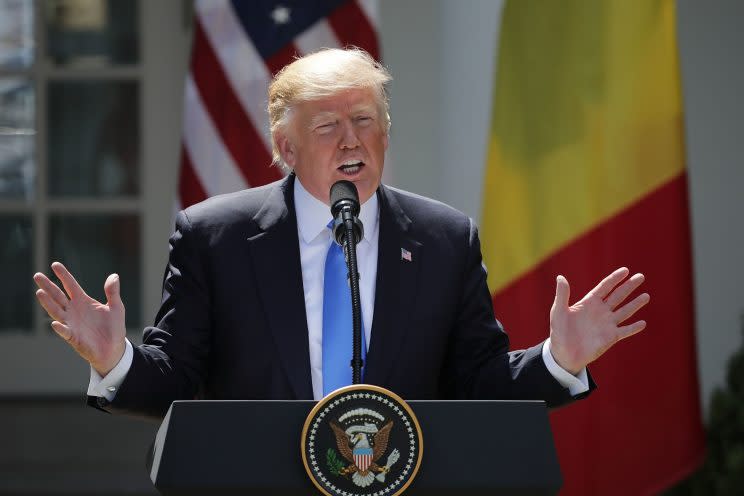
xmin=89 ymin=178 xmax=588 ymax=401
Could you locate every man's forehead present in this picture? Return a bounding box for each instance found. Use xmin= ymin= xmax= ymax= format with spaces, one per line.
xmin=300 ymin=88 xmax=377 ymax=111
xmin=309 ymin=101 xmax=378 ymax=118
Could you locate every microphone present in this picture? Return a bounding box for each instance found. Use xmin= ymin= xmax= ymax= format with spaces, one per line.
xmin=330 ymin=180 xmax=364 ymax=245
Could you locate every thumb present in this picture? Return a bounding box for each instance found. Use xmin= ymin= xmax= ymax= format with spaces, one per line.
xmin=553 ymin=275 xmax=570 ymax=310
xmin=104 ymin=274 xmax=123 ymax=309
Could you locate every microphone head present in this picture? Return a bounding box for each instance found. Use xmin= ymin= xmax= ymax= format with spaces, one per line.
xmin=330 ymin=180 xmax=360 ymax=218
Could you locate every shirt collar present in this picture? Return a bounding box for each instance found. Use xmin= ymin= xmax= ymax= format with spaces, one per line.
xmin=294 ymin=176 xmax=379 ymax=245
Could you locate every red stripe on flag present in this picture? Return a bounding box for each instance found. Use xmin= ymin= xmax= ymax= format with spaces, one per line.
xmin=191 ymin=20 xmax=280 ymax=188
xmin=178 ymin=147 xmax=208 ymax=209
xmin=327 ymin=1 xmax=380 ymax=60
xmin=265 ymin=42 xmax=300 ymax=76
xmin=492 ymin=172 xmax=705 ymax=495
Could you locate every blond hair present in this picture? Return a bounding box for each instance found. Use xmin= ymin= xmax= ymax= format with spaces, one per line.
xmin=268 ymin=48 xmax=392 ymax=170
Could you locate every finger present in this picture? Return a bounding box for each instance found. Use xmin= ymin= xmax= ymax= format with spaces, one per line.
xmin=605 ymin=273 xmax=645 ymax=309
xmin=33 ymin=272 xmax=70 ymax=309
xmin=104 ymin=274 xmax=123 ymax=310
xmin=35 ymin=289 xmax=67 ymax=322
xmin=613 ymin=293 xmax=650 ymax=324
xmin=589 ymin=267 xmax=630 ymax=300
xmin=50 ymin=320 xmax=73 ymax=342
xmin=553 ymin=275 xmax=570 ymax=309
xmin=51 ymin=262 xmax=86 ymax=300
xmin=616 ymin=320 xmax=647 ymax=341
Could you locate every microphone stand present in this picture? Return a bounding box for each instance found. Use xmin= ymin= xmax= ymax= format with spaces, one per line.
xmin=339 ymin=210 xmax=364 ymax=384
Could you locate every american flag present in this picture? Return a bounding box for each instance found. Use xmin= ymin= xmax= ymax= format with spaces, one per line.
xmin=178 ymin=0 xmax=381 ymax=209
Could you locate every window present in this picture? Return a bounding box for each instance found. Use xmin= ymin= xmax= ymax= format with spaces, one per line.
xmin=0 ymin=0 xmax=189 ymax=393
xmin=1 ymin=0 xmax=141 ymax=333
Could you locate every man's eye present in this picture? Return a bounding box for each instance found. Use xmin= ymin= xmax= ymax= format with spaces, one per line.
xmin=316 ymin=122 xmax=336 ymax=132
xmin=356 ymin=116 xmax=372 ymax=124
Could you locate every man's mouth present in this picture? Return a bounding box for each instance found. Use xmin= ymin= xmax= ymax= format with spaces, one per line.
xmin=337 ymin=160 xmax=364 ymax=175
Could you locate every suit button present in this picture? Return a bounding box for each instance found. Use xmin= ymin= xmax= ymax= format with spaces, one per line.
xmin=97 ymin=397 xmax=109 ymax=407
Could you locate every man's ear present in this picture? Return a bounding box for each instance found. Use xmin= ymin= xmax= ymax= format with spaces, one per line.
xmin=275 ymin=132 xmax=296 ymax=167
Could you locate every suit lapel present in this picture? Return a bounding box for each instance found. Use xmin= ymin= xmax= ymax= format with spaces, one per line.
xmin=246 ymin=175 xmax=313 ymax=399
xmin=364 ymin=185 xmax=422 ymax=386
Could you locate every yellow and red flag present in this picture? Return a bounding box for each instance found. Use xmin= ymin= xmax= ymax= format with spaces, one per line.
xmin=481 ymin=1 xmax=705 ymax=494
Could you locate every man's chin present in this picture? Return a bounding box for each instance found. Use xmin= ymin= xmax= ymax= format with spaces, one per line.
xmin=353 ymin=180 xmax=379 ymax=205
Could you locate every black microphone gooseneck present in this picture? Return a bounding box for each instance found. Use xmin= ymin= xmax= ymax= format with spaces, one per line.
xmin=329 ymin=180 xmax=364 ymax=384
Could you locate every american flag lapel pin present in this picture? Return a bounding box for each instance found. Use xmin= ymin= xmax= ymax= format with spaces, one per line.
xmin=401 ymin=248 xmax=412 ymax=262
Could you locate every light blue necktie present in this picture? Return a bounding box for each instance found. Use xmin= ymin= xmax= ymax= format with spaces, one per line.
xmin=322 ymin=225 xmax=366 ymax=395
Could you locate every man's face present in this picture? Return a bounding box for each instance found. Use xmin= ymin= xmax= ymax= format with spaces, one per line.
xmin=277 ymin=88 xmax=388 ymax=205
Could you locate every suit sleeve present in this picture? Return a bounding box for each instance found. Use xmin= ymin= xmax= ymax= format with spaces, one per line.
xmin=443 ymin=218 xmax=594 ymax=408
xmin=90 ymin=211 xmax=213 ymax=419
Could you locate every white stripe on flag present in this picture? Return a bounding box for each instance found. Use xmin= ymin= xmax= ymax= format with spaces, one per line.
xmin=295 ymin=19 xmax=342 ymax=54
xmin=182 ymin=76 xmax=248 ymax=196
xmin=196 ymin=0 xmax=273 ymax=152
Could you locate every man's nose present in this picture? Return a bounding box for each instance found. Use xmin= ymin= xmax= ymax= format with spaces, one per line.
xmin=339 ymin=120 xmax=360 ymax=149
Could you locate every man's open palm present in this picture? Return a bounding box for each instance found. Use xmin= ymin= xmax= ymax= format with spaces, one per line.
xmin=549 ymin=267 xmax=650 ymax=375
xmin=33 ymin=262 xmax=126 ymax=376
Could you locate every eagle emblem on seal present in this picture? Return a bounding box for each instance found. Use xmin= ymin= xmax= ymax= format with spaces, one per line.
xmin=327 ymin=409 xmax=401 ymax=488
xmin=301 ymin=385 xmax=422 ymax=496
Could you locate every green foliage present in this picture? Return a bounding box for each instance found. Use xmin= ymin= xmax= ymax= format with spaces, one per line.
xmin=326 ymin=448 xmax=345 ymax=476
xmin=667 ymin=317 xmax=744 ymax=495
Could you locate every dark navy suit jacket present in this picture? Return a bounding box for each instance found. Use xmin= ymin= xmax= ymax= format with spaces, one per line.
xmin=92 ymin=174 xmax=591 ymax=418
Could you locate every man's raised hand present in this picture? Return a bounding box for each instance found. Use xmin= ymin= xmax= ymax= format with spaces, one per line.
xmin=548 ymin=267 xmax=650 ymax=375
xmin=33 ymin=262 xmax=127 ymax=376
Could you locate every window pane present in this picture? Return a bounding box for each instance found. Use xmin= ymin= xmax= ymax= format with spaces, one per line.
xmin=0 ymin=79 xmax=35 ymax=199
xmin=45 ymin=0 xmax=138 ymax=67
xmin=0 ymin=0 xmax=34 ymax=69
xmin=48 ymin=81 xmax=139 ymax=197
xmin=0 ymin=216 xmax=33 ymax=332
xmin=49 ymin=214 xmax=141 ymax=326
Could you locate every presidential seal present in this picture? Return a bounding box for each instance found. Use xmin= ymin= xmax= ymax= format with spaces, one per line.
xmin=301 ymin=385 xmax=423 ymax=496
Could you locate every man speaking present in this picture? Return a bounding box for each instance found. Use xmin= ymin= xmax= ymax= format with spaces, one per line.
xmin=32 ymin=48 xmax=649 ymax=419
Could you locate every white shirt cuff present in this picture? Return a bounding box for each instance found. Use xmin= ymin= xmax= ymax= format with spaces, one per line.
xmin=542 ymin=338 xmax=590 ymax=396
xmin=87 ymin=338 xmax=134 ymax=401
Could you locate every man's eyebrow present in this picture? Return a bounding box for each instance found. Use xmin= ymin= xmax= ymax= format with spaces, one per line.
xmin=308 ymin=105 xmax=378 ymax=129
xmin=350 ymin=104 xmax=377 ymax=115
